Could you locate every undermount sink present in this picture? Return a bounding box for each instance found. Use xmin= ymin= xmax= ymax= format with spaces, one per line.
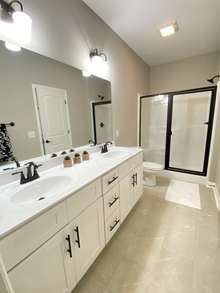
xmin=103 ymin=150 xmax=129 ymax=159
xmin=11 ymin=176 xmax=73 ymax=204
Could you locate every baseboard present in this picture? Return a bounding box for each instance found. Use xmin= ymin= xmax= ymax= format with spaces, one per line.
xmin=207 ymin=181 xmax=220 ymax=210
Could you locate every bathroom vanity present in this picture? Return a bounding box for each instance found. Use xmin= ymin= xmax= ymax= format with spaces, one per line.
xmin=0 ymin=147 xmax=143 ymax=293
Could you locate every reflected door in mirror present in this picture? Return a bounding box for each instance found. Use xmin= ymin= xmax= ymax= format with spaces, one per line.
xmin=34 ymin=85 xmax=72 ymax=155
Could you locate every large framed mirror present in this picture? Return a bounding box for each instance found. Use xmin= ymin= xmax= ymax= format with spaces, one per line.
xmin=0 ymin=40 xmax=113 ymax=171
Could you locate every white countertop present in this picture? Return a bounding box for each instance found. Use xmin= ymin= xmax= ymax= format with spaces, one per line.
xmin=0 ymin=147 xmax=142 ymax=239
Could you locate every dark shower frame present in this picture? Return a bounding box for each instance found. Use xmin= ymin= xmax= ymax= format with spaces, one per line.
xmin=92 ymin=100 xmax=112 ymax=145
xmin=139 ymin=86 xmax=217 ymax=176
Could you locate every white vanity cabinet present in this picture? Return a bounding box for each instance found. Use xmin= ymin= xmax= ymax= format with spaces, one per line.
xmin=8 ymin=226 xmax=76 ymax=293
xmin=102 ymin=152 xmax=143 ymax=240
xmin=0 ymin=149 xmax=143 ymax=293
xmin=70 ymin=197 xmax=104 ymax=281
xmin=119 ymin=154 xmax=143 ymax=222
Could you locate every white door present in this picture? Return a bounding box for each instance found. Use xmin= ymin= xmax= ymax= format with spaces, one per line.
xmin=34 ymin=85 xmax=72 ymax=154
xmin=119 ymin=173 xmax=133 ymax=222
xmin=72 ymin=198 xmax=104 ymax=282
xmin=132 ymin=165 xmax=143 ymax=206
xmin=8 ymin=227 xmax=76 ymax=293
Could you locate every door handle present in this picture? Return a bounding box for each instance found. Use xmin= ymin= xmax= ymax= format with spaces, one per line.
xmin=65 ymin=235 xmax=73 ymax=258
xmin=45 ymin=139 xmax=52 ymax=144
xmin=203 ymin=122 xmax=209 ymax=125
xmin=74 ymin=226 xmax=81 ymax=248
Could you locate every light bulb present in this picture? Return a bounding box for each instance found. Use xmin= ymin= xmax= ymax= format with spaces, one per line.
xmin=12 ymin=11 xmax=32 ymax=44
xmin=91 ymin=55 xmax=103 ymax=65
xmin=5 ymin=41 xmax=21 ymax=52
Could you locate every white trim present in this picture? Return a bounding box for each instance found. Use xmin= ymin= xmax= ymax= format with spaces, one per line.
xmin=207 ymin=81 xmax=220 ymax=180
xmin=206 ymin=181 xmax=220 ymax=210
xmin=0 ymin=254 xmax=14 ymax=293
xmin=32 ymin=84 xmax=73 ymax=155
xmin=137 ymin=93 xmax=141 ymax=146
xmin=32 ymin=85 xmax=45 ymax=156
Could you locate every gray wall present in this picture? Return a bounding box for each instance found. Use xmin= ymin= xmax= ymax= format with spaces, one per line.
xmin=149 ymin=52 xmax=220 ymax=94
xmin=22 ymin=0 xmax=150 ymax=146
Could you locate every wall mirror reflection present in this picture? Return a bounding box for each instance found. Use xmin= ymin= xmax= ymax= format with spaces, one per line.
xmin=91 ymin=101 xmax=113 ymax=145
xmin=0 ymin=41 xmax=113 ymax=170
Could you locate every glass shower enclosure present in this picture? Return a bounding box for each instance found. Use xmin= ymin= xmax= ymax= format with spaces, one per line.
xmin=140 ymin=87 xmax=217 ymax=176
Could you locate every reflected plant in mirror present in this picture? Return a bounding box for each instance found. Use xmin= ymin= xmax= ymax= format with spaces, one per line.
xmin=0 ymin=40 xmax=113 ymax=171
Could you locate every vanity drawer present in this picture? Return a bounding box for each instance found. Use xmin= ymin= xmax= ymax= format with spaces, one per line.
xmin=105 ymin=209 xmax=121 ymax=243
xmin=103 ymin=185 xmax=120 ymax=219
xmin=67 ymin=179 xmax=102 ymax=221
xmin=0 ymin=201 xmax=67 ymax=272
xmin=119 ymin=152 xmax=143 ymax=178
xmin=102 ymin=168 xmax=119 ymax=194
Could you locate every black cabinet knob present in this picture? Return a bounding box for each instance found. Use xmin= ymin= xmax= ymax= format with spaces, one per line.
xmin=45 ymin=139 xmax=51 ymax=144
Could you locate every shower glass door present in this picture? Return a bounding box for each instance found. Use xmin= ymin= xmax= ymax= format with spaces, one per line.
xmin=166 ymin=88 xmax=216 ymax=175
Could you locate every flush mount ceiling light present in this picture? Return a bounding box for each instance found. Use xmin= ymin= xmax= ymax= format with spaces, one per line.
xmin=160 ymin=21 xmax=178 ymax=38
xmin=0 ymin=0 xmax=32 ymax=51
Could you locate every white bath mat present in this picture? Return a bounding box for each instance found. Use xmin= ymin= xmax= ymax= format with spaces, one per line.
xmin=165 ymin=180 xmax=201 ymax=209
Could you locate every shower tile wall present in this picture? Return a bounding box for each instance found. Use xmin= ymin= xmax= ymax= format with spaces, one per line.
xmin=141 ymin=95 xmax=168 ymax=164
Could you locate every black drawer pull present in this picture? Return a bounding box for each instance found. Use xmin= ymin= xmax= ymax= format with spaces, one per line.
xmin=66 ymin=234 xmax=72 ymax=258
xmin=74 ymin=226 xmax=81 ymax=248
xmin=108 ymin=196 xmax=119 ymax=207
xmin=132 ymin=173 xmax=137 ymax=187
xmin=134 ymin=173 xmax=137 ymax=185
xmin=108 ymin=176 xmax=118 ymax=185
xmin=109 ymin=218 xmax=120 ymax=232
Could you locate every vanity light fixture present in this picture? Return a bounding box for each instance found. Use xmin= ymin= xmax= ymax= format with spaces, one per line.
xmin=90 ymin=48 xmax=107 ymax=65
xmin=0 ymin=0 xmax=32 ymax=51
xmin=160 ymin=21 xmax=178 ymax=37
xmin=83 ymin=48 xmax=109 ymax=78
xmin=90 ymin=48 xmax=109 ymax=75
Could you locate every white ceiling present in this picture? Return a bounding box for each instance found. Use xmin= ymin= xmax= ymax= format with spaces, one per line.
xmin=83 ymin=0 xmax=220 ymax=66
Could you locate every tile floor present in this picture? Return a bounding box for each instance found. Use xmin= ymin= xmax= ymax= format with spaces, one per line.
xmin=73 ymin=179 xmax=220 ymax=293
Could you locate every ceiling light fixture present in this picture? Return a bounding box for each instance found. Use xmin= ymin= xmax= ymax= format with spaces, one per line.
xmin=0 ymin=0 xmax=32 ymax=51
xmin=160 ymin=21 xmax=178 ymax=38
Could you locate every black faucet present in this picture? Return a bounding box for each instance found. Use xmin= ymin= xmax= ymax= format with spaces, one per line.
xmin=101 ymin=141 xmax=113 ymax=153
xmin=12 ymin=162 xmax=42 ymax=184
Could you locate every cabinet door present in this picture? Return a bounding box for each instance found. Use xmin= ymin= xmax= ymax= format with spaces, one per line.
xmin=8 ymin=227 xmax=76 ymax=293
xmin=119 ymin=173 xmax=133 ymax=222
xmin=72 ymin=198 xmax=104 ymax=282
xmin=132 ymin=164 xmax=143 ymax=205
